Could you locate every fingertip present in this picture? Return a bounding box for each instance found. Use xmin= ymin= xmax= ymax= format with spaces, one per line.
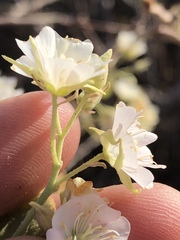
xmin=100 ymin=183 xmax=180 ymax=240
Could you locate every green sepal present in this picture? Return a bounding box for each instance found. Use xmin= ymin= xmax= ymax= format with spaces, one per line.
xmin=100 ymin=49 xmax=113 ymax=62
xmin=29 ymin=201 xmax=53 ymax=232
xmin=77 ymin=49 xmax=112 ymax=111
xmin=118 ymin=169 xmax=141 ymax=194
xmin=89 ymin=127 xmax=105 ymax=136
xmin=99 ymin=129 xmax=118 ymax=164
xmin=2 ymin=55 xmax=33 ymax=77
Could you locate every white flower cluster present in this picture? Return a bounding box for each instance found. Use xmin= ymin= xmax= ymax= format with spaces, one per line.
xmin=2 ymin=26 xmax=167 ymax=239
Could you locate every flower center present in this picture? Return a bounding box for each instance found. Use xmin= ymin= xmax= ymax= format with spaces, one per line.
xmin=63 ymin=204 xmax=120 ymax=240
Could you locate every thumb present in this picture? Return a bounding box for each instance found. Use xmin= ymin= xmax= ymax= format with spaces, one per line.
xmin=100 ymin=183 xmax=180 ymax=240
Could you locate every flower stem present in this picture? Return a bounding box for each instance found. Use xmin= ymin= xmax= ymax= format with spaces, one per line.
xmin=13 ymin=95 xmax=88 ymax=236
xmin=51 ymin=94 xmax=61 ymax=166
xmin=55 ymin=153 xmax=104 ymax=186
xmin=56 ymin=96 xmax=87 ymax=162
xmin=13 ymin=95 xmax=61 ymax=236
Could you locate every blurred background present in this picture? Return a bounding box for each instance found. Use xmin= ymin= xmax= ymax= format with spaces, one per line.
xmin=0 ymin=0 xmax=180 ymax=190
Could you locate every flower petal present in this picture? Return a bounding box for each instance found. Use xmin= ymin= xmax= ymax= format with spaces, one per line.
xmin=64 ymin=39 xmax=94 ymax=62
xmin=123 ymin=165 xmax=154 ymax=189
xmin=105 ymin=216 xmax=130 ymax=239
xmin=137 ymin=146 xmax=154 ymax=164
xmin=16 ymin=39 xmax=35 ymax=62
xmin=35 ymin=26 xmax=57 ymax=58
xmin=112 ymin=102 xmax=140 ymax=138
xmin=46 ymin=228 xmax=65 ymax=240
xmin=122 ymin=134 xmax=138 ymax=170
xmin=133 ymin=131 xmax=158 ymax=147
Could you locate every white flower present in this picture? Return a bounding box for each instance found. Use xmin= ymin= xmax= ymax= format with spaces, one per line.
xmin=116 ymin=31 xmax=147 ymax=61
xmin=0 ymin=76 xmax=23 ymax=100
xmin=3 ymin=26 xmax=107 ymax=96
xmin=46 ymin=193 xmax=130 ymax=240
xmin=91 ymin=102 xmax=166 ymax=192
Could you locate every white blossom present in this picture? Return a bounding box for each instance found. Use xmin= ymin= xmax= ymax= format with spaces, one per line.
xmin=46 ymin=193 xmax=130 ymax=240
xmin=3 ymin=26 xmax=108 ymax=96
xmin=91 ymin=102 xmax=166 ymax=192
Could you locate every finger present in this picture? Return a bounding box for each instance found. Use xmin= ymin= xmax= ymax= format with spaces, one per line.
xmin=0 ymin=91 xmax=80 ymax=216
xmin=100 ymin=183 xmax=180 ymax=240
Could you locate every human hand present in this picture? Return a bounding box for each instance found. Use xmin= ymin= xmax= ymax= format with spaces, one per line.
xmin=1 ymin=92 xmax=180 ymax=240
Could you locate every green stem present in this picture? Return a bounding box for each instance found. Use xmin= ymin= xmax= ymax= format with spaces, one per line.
xmin=56 ymin=97 xmax=87 ymax=162
xmin=13 ymin=96 xmax=88 ymax=236
xmin=64 ymin=97 xmax=87 ymax=138
xmin=55 ymin=153 xmax=104 ymax=186
xmin=13 ymin=95 xmax=61 ymax=236
xmin=56 ymin=112 xmax=62 ymax=158
xmin=51 ymin=95 xmax=61 ymax=166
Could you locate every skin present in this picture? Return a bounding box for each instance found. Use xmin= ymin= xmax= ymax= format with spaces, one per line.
xmin=0 ymin=91 xmax=179 ymax=240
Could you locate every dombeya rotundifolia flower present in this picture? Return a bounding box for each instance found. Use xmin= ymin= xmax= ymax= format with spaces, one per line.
xmin=46 ymin=193 xmax=130 ymax=240
xmin=91 ymin=101 xmax=166 ymax=193
xmin=3 ymin=26 xmax=108 ymax=97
